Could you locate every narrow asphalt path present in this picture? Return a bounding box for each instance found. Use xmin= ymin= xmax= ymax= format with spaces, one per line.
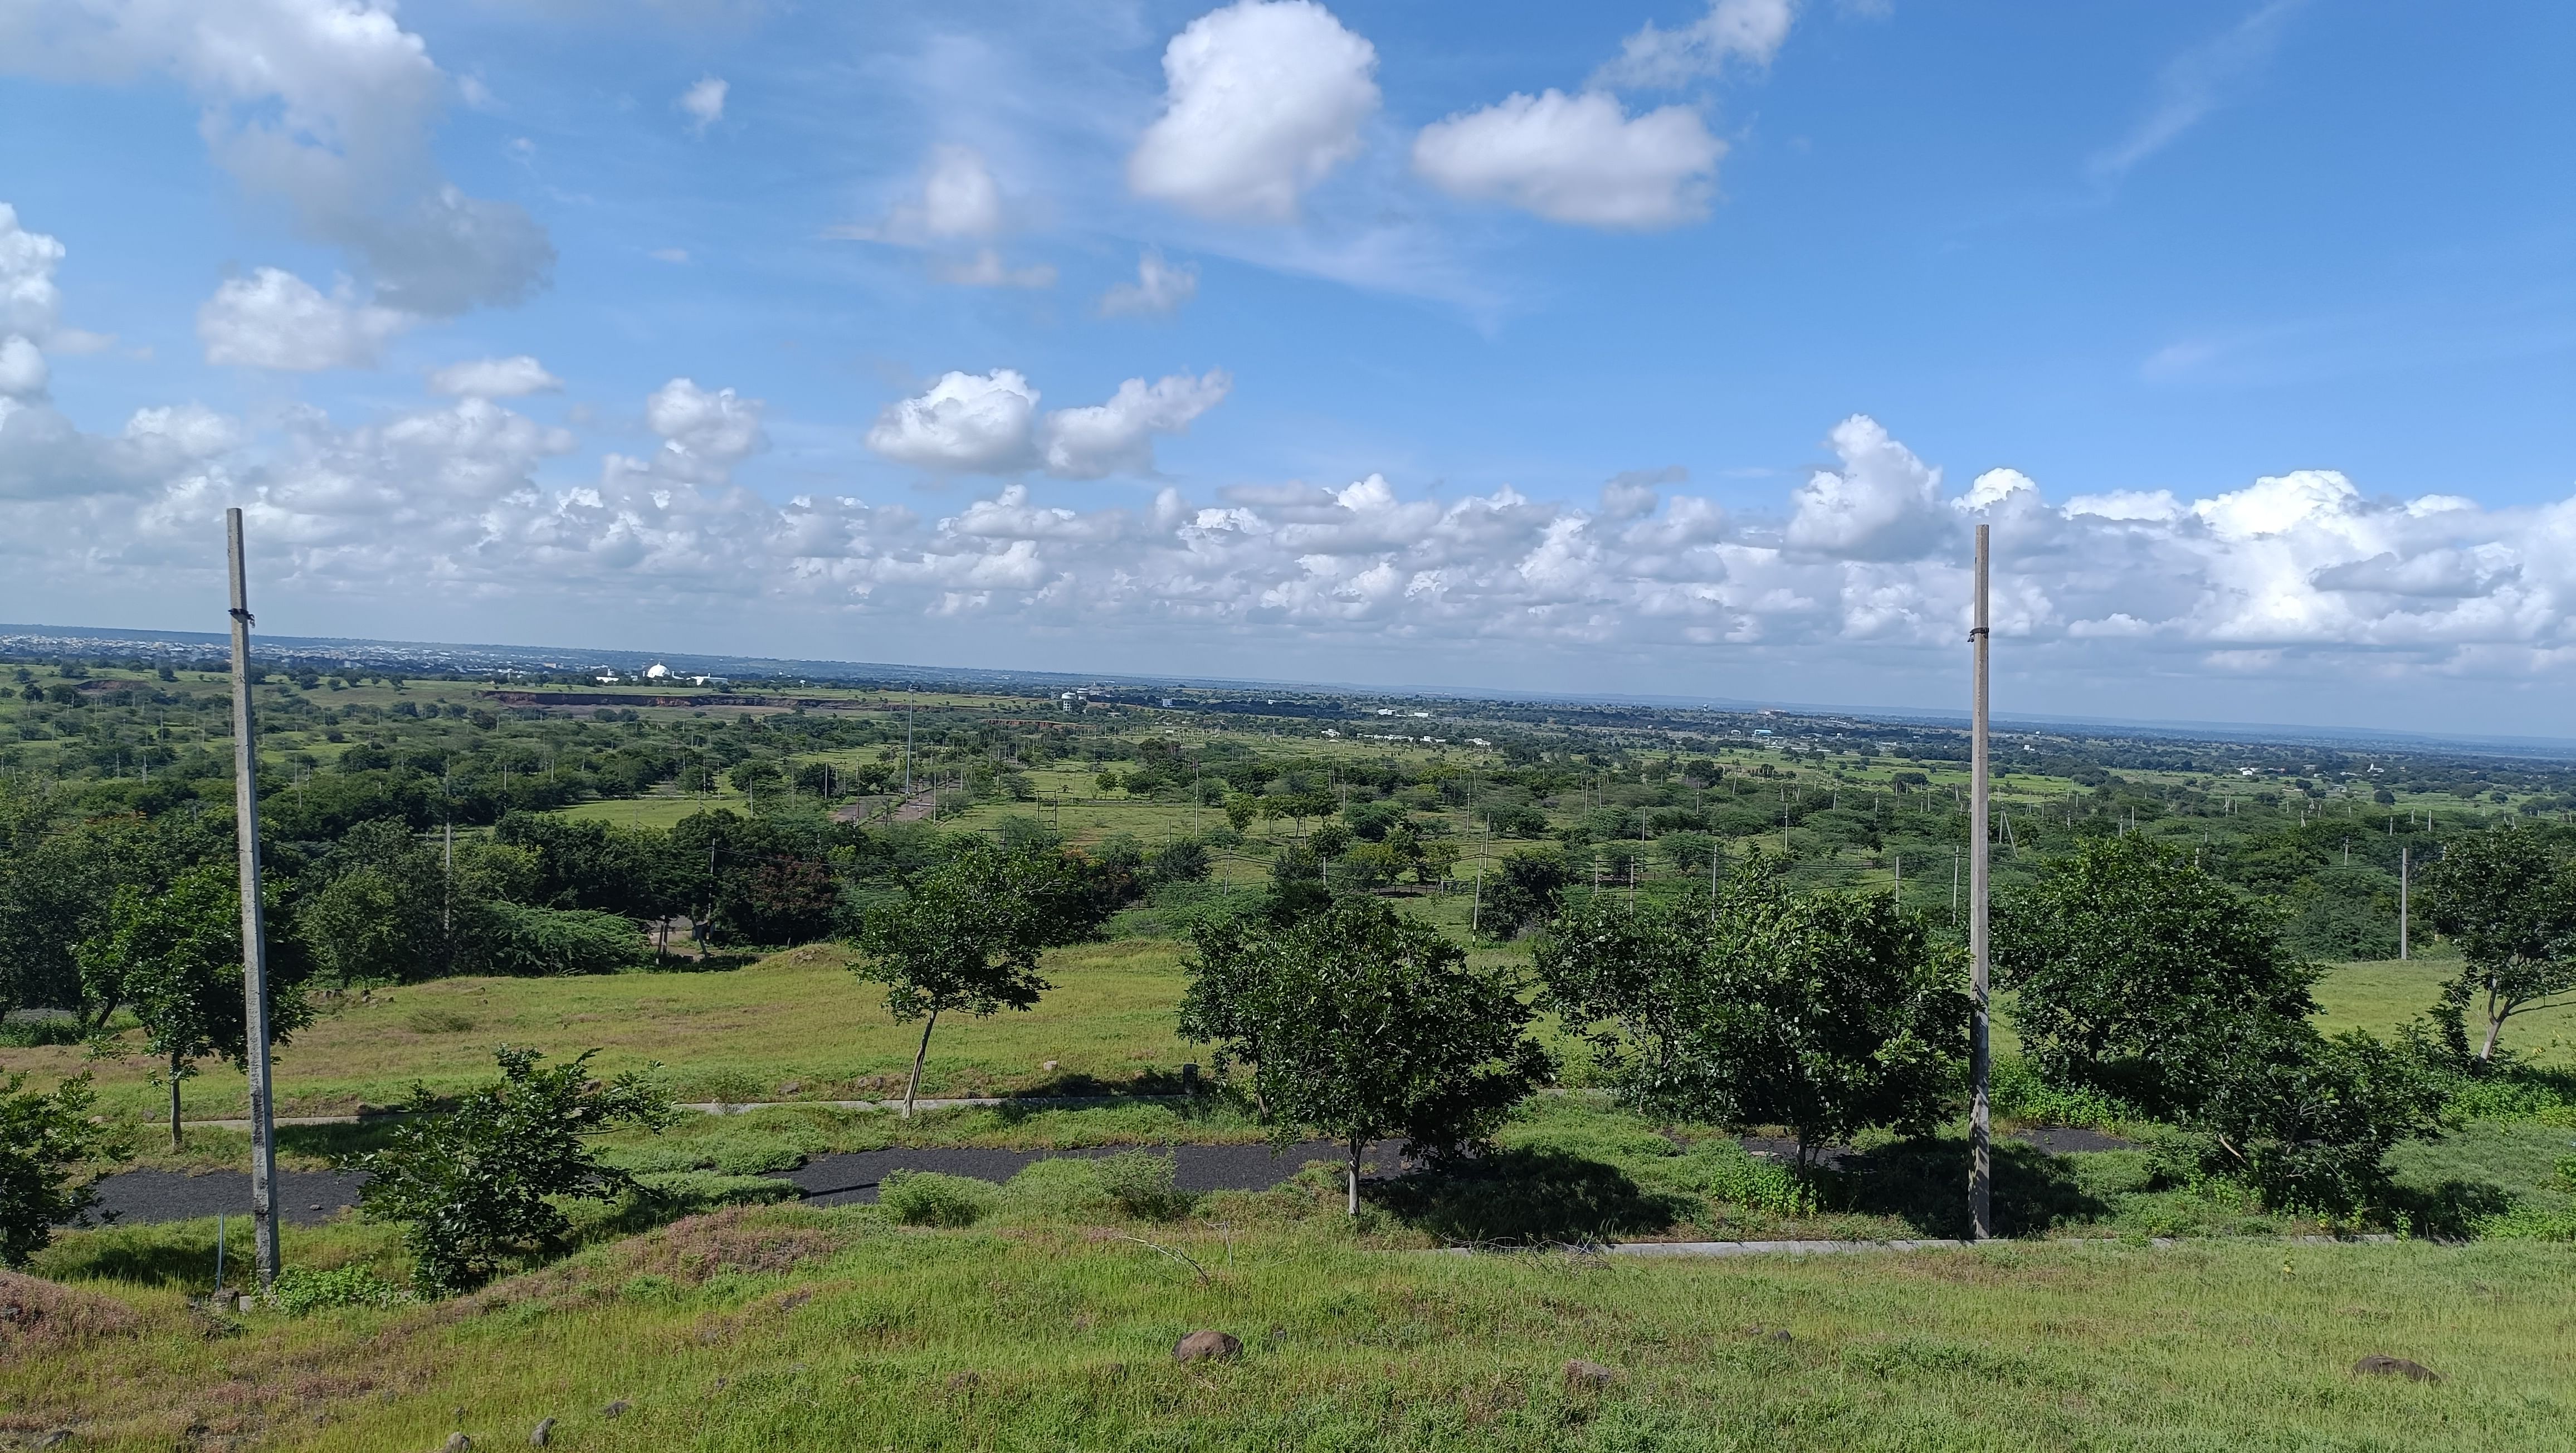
xmin=74 ymin=1141 xmax=1398 ymax=1226
xmin=74 ymin=1129 xmax=2131 ymax=1227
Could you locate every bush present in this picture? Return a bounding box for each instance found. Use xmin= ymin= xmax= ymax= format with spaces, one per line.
xmin=1665 ymin=1139 xmax=1823 ymax=1217
xmin=473 ymin=901 xmax=648 ymax=977
xmin=1095 ymin=1150 xmax=1192 ymax=1221
xmin=348 ymin=1047 xmax=676 ymax=1292
xmin=268 ymin=1265 xmax=412 ymax=1314
xmin=879 ymin=1170 xmax=996 ymax=1227
xmin=1989 ymin=1056 xmax=2134 ymax=1131
xmin=0 ymin=1073 xmax=112 ymax=1269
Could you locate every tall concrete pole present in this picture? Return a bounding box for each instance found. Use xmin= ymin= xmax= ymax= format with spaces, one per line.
xmin=1968 ymin=522 xmax=1993 ymax=1242
xmin=226 ymin=509 xmax=282 ymax=1287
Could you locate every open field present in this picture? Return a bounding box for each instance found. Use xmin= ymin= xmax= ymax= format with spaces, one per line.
xmin=12 ymin=1208 xmax=2574 ymax=1451
xmin=1 ymin=941 xmax=1211 ymax=1123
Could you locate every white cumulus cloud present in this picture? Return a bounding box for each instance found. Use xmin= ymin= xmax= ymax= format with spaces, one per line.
xmin=1040 ymin=370 xmax=1232 ymax=479
xmin=0 ymin=335 xmax=47 ymax=397
xmin=865 ymin=368 xmax=1233 ymax=479
xmin=197 ymin=267 xmax=412 ymax=370
xmin=1127 ymin=0 xmax=1381 ymax=224
xmin=865 ymin=369 xmax=1043 ymax=474
xmin=0 ymin=203 xmax=66 ymax=339
xmin=427 ymin=354 xmax=562 ymax=398
xmin=1413 ymin=90 xmax=1723 ymax=229
xmin=1785 ymin=415 xmax=1950 ymax=560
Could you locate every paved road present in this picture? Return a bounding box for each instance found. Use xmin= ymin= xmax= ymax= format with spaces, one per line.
xmin=75 ymin=1130 xmax=2131 ymax=1227
xmin=75 ymin=1141 xmax=1395 ymax=1226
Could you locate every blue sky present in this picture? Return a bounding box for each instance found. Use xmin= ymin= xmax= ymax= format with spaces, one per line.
xmin=2 ymin=0 xmax=2572 ymax=730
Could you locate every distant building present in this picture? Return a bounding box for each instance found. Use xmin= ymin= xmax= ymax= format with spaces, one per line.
xmin=645 ymin=662 xmax=671 ymax=680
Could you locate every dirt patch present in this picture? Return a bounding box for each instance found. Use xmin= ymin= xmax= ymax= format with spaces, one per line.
xmin=619 ymin=1207 xmax=847 ymax=1285
xmin=0 ymin=1270 xmax=140 ymax=1352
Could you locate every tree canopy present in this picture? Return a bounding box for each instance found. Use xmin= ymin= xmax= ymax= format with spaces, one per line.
xmin=851 ymin=845 xmax=1114 ymax=1115
xmin=1181 ymin=895 xmax=1551 ymax=1212
xmin=1994 ymin=834 xmax=2317 ymax=1118
xmin=1538 ymin=855 xmax=1965 ymax=1168
xmin=2419 ymin=824 xmax=2576 ymax=1064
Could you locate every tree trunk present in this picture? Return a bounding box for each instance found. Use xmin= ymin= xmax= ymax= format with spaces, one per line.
xmin=903 ymin=1010 xmax=939 ymax=1119
xmin=168 ymin=1054 xmax=183 ymax=1149
xmin=2479 ymin=1005 xmax=2505 ymax=1063
xmin=1346 ymin=1139 xmax=1362 ymax=1216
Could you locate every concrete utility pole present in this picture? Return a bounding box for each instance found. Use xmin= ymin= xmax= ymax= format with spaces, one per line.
xmin=1968 ymin=522 xmax=1994 ymax=1243
xmin=2399 ymin=845 xmax=2410 ymax=960
xmin=225 ymin=509 xmax=282 ymax=1289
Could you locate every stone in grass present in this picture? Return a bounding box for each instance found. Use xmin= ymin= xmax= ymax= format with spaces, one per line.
xmin=1173 ymin=1330 xmax=1243 ymax=1364
xmin=601 ymin=1400 xmax=630 ymax=1418
xmin=1563 ymin=1360 xmax=1623 ymax=1392
xmin=442 ymin=1435 xmax=472 ymax=1452
xmin=2353 ymin=1356 xmax=2441 ymax=1383
xmin=529 ymin=1417 xmax=555 ymax=1446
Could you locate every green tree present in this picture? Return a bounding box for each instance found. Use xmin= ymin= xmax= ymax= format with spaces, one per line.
xmin=1994 ymin=835 xmax=2317 ymax=1118
xmin=77 ymin=864 xmax=314 ymax=1146
xmin=0 ymin=1073 xmax=113 ymax=1268
xmin=1477 ymin=847 xmax=1570 ymax=940
xmin=1541 ymin=856 xmax=1965 ymax=1169
xmin=2179 ymin=1020 xmax=2446 ymax=1212
xmin=2419 ymin=825 xmax=2576 ymax=1064
xmin=850 ymin=846 xmax=1105 ymax=1116
xmin=298 ymin=867 xmax=413 ymax=986
xmin=349 ymin=1047 xmax=675 ymax=1293
xmin=1179 ymin=896 xmax=1551 ymax=1213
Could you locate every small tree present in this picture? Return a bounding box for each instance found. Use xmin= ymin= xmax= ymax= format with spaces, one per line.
xmin=0 ymin=1073 xmax=113 ymax=1268
xmin=2420 ymin=825 xmax=2576 ymax=1064
xmin=2180 ymin=1021 xmax=2446 ymax=1212
xmin=349 ymin=1046 xmax=674 ymax=1293
xmin=1543 ymin=856 xmax=1965 ymax=1169
xmin=299 ymin=866 xmax=413 ymax=986
xmin=1994 ymin=835 xmax=2316 ymax=1118
xmin=851 ymin=846 xmax=1106 ymax=1116
xmin=77 ymin=864 xmax=313 ymax=1146
xmin=1180 ymin=896 xmax=1551 ymax=1213
xmin=1478 ymin=847 xmax=1570 ymax=940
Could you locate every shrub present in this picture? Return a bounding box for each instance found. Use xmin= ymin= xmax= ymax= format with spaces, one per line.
xmin=1095 ymin=1150 xmax=1192 ymax=1221
xmin=1989 ymin=1056 xmax=2134 ymax=1131
xmin=2475 ymin=1204 xmax=2576 ymax=1241
xmin=348 ymin=1047 xmax=676 ymax=1292
xmin=1667 ymin=1139 xmax=1824 ymax=1218
xmin=473 ymin=902 xmax=648 ymax=977
xmin=267 ymin=1265 xmax=412 ymax=1314
xmin=879 ymin=1170 xmax=996 ymax=1227
xmin=0 ymin=1074 xmax=112 ymax=1269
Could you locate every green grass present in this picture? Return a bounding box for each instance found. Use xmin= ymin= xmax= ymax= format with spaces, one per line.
xmin=0 ymin=939 xmax=1212 ymax=1124
xmin=2315 ymin=956 xmax=2576 ymax=1068
xmin=12 ymin=1205 xmax=2574 ymax=1451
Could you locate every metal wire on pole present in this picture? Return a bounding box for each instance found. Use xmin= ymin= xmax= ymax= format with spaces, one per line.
xmin=1968 ymin=522 xmax=1994 ymax=1243
xmin=225 ymin=508 xmax=282 ymax=1288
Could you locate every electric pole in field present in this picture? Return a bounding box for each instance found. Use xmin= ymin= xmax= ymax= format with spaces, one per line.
xmin=1968 ymin=521 xmax=1994 ymax=1243
xmin=2399 ymin=845 xmax=2410 ymax=960
xmin=225 ymin=509 xmax=282 ymax=1288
